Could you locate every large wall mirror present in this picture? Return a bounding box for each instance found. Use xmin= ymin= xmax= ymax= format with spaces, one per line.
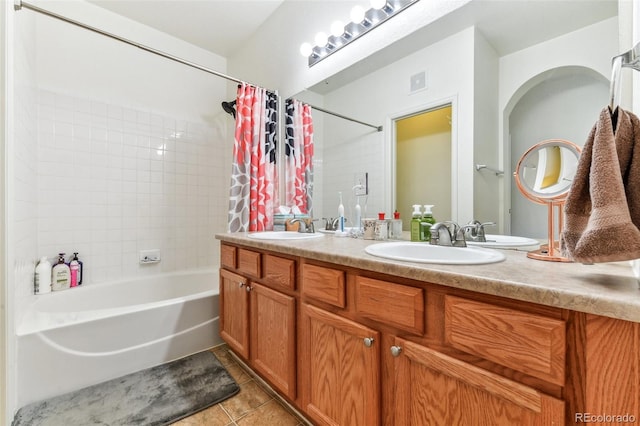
xmin=290 ymin=0 xmax=617 ymax=236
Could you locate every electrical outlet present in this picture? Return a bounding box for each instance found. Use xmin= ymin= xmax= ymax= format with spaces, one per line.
xmin=354 ymin=172 xmax=368 ymax=196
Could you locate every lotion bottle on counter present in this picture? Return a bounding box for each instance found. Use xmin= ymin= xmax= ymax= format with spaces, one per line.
xmin=52 ymin=253 xmax=71 ymax=291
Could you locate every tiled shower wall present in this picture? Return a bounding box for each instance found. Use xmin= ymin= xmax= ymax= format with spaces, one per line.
xmin=35 ymin=89 xmax=229 ymax=285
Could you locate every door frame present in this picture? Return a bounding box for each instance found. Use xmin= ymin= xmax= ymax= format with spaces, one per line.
xmin=384 ymin=95 xmax=458 ymax=222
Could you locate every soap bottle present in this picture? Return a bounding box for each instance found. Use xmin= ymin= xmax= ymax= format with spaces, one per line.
xmin=34 ymin=256 xmax=52 ymax=294
xmin=390 ymin=210 xmax=402 ymax=240
xmin=51 ymin=253 xmax=71 ymax=291
xmin=69 ymin=252 xmax=83 ymax=287
xmin=410 ymin=205 xmax=422 ymax=242
xmin=420 ymin=204 xmax=436 ymax=241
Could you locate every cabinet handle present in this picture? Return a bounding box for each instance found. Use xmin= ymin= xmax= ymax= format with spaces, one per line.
xmin=246 ymin=285 xmax=252 ymax=292
xmin=390 ymin=345 xmax=403 ymax=357
xmin=363 ymin=337 xmax=375 ymax=347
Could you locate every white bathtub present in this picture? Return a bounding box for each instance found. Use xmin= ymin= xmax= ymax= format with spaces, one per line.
xmin=16 ymin=269 xmax=221 ymax=408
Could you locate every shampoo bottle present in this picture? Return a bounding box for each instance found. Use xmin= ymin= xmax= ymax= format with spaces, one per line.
xmin=69 ymin=253 xmax=81 ymax=287
xmin=52 ymin=253 xmax=71 ymax=291
xmin=410 ymin=205 xmax=422 ymax=242
xmin=34 ymin=256 xmax=52 ymax=295
xmin=420 ymin=205 xmax=436 ymax=241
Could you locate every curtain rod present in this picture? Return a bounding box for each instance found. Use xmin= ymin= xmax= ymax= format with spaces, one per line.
xmin=13 ymin=0 xmax=270 ymax=91
xmin=305 ymin=103 xmax=383 ymax=132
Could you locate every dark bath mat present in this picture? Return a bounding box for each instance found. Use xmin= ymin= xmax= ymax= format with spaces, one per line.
xmin=12 ymin=350 xmax=240 ymax=426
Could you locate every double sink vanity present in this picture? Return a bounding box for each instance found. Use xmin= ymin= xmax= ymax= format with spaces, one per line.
xmin=216 ymin=231 xmax=640 ymax=425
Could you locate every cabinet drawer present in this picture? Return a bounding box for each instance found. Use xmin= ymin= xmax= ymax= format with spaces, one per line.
xmin=355 ymin=276 xmax=424 ymax=335
xmin=237 ymin=248 xmax=261 ymax=277
xmin=444 ymin=296 xmax=566 ymax=385
xmin=263 ymin=254 xmax=296 ymax=291
xmin=220 ymin=244 xmax=236 ymax=269
xmin=302 ymin=264 xmax=345 ymax=308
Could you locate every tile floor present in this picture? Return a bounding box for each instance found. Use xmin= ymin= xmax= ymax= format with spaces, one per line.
xmin=171 ymin=345 xmax=310 ymax=426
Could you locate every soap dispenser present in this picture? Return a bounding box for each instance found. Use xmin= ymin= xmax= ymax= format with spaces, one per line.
xmin=410 ymin=205 xmax=422 ymax=242
xmin=420 ymin=205 xmax=436 ymax=241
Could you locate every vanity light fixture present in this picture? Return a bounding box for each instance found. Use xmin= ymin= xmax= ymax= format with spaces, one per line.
xmin=301 ymin=0 xmax=419 ymax=67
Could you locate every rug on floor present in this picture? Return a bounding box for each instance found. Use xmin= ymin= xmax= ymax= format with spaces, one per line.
xmin=12 ymin=350 xmax=240 ymax=426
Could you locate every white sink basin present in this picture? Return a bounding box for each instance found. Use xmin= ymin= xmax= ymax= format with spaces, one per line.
xmin=247 ymin=231 xmax=324 ymax=240
xmin=365 ymin=241 xmax=505 ymax=265
xmin=466 ymin=234 xmax=540 ymax=249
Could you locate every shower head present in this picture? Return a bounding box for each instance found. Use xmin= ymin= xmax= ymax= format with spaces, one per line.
xmin=221 ymin=100 xmax=237 ymax=119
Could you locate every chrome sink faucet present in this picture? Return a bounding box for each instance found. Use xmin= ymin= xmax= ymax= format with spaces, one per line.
xmin=462 ymin=220 xmax=496 ymax=242
xmin=430 ymin=221 xmax=467 ymax=247
xmin=289 ymin=217 xmax=316 ymax=233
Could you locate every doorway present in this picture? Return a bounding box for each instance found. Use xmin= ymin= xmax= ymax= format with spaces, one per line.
xmin=395 ymin=105 xmax=452 ymax=230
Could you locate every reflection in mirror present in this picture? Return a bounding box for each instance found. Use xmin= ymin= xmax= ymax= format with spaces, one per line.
xmin=290 ymin=2 xmax=616 ymax=231
xmin=517 ymin=144 xmax=579 ymax=199
xmin=514 ymin=139 xmax=581 ymax=262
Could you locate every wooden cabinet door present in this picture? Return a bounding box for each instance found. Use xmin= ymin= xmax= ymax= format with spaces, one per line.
xmin=250 ymin=282 xmax=297 ymax=399
xmin=220 ymin=269 xmax=250 ymax=359
xmin=301 ymin=303 xmax=380 ymax=426
xmin=392 ymin=337 xmax=565 ymax=426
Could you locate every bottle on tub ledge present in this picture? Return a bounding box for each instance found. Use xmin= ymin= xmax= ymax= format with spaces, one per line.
xmin=51 ymin=253 xmax=71 ymax=291
xmin=69 ymin=252 xmax=83 ymax=287
xmin=34 ymin=256 xmax=52 ymax=295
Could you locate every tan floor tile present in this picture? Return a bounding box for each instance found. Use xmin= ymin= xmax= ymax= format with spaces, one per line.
xmin=220 ymin=380 xmax=273 ymax=420
xmin=225 ymin=362 xmax=252 ymax=385
xmin=170 ymin=404 xmax=233 ymax=426
xmin=211 ymin=347 xmax=236 ymax=367
xmin=236 ymin=400 xmax=300 ymax=426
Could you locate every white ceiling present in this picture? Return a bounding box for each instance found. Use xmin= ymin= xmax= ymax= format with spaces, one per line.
xmin=86 ymin=0 xmax=286 ymax=58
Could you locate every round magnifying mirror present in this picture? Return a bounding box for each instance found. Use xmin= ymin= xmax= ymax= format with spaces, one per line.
xmin=514 ymin=139 xmax=581 ymax=203
xmin=514 ymin=139 xmax=581 ymax=262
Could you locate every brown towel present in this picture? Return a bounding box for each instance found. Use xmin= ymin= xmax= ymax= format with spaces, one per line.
xmin=561 ymin=106 xmax=640 ymax=263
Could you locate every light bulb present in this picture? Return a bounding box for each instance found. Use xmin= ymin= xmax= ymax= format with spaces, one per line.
xmin=299 ymin=42 xmax=312 ymax=57
xmin=330 ymin=20 xmax=345 ymax=37
xmin=370 ymin=0 xmax=386 ymax=9
xmin=314 ymin=32 xmax=328 ymax=46
xmin=350 ymin=5 xmax=366 ymax=23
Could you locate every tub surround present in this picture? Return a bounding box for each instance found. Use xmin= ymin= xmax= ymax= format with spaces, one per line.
xmin=216 ymin=232 xmax=640 ymax=425
xmin=216 ymin=232 xmax=640 ymax=323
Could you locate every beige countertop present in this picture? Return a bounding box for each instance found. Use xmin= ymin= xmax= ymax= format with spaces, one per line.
xmin=215 ymin=232 xmax=640 ymax=323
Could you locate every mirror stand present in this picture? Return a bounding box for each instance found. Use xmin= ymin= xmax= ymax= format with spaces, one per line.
xmin=514 ymin=139 xmax=581 ymax=263
xmin=526 ymin=200 xmax=570 ymax=262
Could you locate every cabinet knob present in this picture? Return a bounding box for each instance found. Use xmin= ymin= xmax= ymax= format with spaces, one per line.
xmin=390 ymin=345 xmax=403 ymax=357
xmin=246 ymin=285 xmax=252 ymax=292
xmin=363 ymin=337 xmax=375 ymax=347
xmin=238 ymin=282 xmax=245 ymax=288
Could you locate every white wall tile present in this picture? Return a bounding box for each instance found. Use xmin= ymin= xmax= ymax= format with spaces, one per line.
xmin=36 ymin=90 xmax=227 ymax=284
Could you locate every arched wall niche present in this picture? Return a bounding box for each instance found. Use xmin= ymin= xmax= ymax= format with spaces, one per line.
xmin=501 ymin=65 xmax=609 ymax=236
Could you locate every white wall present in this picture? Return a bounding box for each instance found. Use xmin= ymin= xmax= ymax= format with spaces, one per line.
xmin=1 ymin=1 xmax=8 ymax=423
xmin=7 ymin=0 xmax=233 ymax=419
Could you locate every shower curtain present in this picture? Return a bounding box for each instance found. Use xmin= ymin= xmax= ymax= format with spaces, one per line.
xmin=228 ymin=83 xmax=278 ymax=232
xmin=285 ymin=99 xmax=314 ymax=214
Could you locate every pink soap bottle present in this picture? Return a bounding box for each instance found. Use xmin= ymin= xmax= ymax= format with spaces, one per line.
xmin=69 ymin=252 xmax=82 ymax=287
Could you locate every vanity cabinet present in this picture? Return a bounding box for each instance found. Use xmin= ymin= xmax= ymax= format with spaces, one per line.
xmin=218 ymin=241 xmax=640 ymax=426
xmin=219 ymin=244 xmax=297 ymax=399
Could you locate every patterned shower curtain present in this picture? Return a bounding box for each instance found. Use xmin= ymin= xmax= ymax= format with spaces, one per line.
xmin=228 ymin=83 xmax=278 ymax=232
xmin=285 ymin=99 xmax=314 ymax=214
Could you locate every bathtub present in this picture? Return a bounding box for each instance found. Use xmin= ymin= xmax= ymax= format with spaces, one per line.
xmin=15 ymin=269 xmax=221 ymax=408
